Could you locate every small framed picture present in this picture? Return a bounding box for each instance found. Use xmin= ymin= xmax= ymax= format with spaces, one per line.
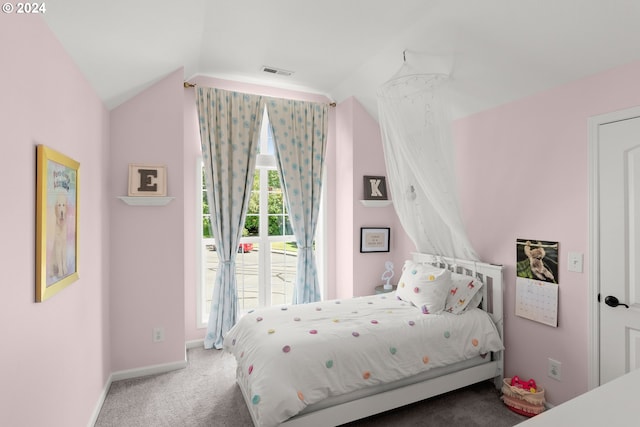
xmin=516 ymin=239 xmax=559 ymax=284
xmin=360 ymin=227 xmax=390 ymax=253
xmin=128 ymin=164 xmax=167 ymax=196
xmin=363 ymin=175 xmax=388 ymax=200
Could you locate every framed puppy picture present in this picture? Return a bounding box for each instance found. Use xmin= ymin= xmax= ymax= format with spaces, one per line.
xmin=36 ymin=145 xmax=80 ymax=302
xmin=128 ymin=164 xmax=167 ymax=196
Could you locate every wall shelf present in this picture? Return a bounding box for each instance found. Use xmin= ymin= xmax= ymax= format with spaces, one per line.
xmin=118 ymin=196 xmax=175 ymax=206
xmin=360 ymin=200 xmax=392 ymax=207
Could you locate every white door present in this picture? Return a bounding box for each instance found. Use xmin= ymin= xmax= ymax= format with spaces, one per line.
xmin=599 ymin=115 xmax=640 ymax=384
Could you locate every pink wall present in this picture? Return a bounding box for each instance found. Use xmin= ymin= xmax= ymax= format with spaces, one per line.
xmin=335 ymin=98 xmax=413 ymax=298
xmin=334 ymin=100 xmax=356 ymax=298
xmin=454 ymin=59 xmax=640 ymax=405
xmin=0 ymin=16 xmax=110 ymax=427
xmin=183 ymin=82 xmax=202 ymax=342
xmin=109 ymin=69 xmax=185 ymax=370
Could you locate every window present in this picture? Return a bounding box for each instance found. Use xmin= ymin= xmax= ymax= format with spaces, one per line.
xmin=198 ymin=108 xmax=322 ymax=325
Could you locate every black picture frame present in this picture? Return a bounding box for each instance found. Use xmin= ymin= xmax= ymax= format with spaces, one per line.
xmin=360 ymin=227 xmax=390 ymax=253
xmin=363 ymin=175 xmax=388 ymax=200
xmin=516 ymin=239 xmax=559 ymax=284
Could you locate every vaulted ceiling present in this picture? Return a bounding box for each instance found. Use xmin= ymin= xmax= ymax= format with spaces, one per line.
xmin=43 ymin=0 xmax=640 ymax=119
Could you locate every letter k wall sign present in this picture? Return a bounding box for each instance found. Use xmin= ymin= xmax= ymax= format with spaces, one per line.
xmin=128 ymin=164 xmax=168 ymax=197
xmin=363 ymin=175 xmax=388 ymax=200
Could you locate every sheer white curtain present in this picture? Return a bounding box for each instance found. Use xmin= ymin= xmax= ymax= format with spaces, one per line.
xmin=196 ymin=88 xmax=264 ymax=349
xmin=377 ymin=63 xmax=478 ymax=260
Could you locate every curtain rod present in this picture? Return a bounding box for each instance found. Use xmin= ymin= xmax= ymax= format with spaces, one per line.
xmin=184 ymin=82 xmax=336 ymax=107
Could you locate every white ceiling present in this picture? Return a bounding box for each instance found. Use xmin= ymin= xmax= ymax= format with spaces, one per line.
xmin=43 ymin=0 xmax=640 ymax=119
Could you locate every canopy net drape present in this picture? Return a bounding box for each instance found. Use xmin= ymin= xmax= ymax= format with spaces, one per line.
xmin=377 ymin=62 xmax=478 ymax=260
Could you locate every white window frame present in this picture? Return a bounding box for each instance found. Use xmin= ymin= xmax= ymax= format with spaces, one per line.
xmin=196 ymin=156 xmax=208 ymax=328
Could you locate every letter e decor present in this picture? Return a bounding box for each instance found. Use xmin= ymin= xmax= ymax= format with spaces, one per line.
xmin=128 ymin=164 xmax=167 ymax=196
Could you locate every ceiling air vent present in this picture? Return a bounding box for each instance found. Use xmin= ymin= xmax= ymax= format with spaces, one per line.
xmin=261 ymin=66 xmax=294 ymax=76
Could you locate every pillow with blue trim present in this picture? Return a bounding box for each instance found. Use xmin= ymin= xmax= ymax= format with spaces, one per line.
xmin=395 ymin=260 xmax=451 ymax=314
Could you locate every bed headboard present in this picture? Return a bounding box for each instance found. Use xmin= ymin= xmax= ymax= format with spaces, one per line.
xmin=411 ymin=252 xmax=504 ymax=339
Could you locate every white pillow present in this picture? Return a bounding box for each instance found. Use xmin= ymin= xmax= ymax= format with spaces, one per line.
xmin=395 ymin=260 xmax=451 ymax=314
xmin=444 ymin=272 xmax=484 ymax=314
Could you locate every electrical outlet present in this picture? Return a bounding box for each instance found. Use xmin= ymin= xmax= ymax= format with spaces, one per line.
xmin=548 ymin=358 xmax=562 ymax=381
xmin=153 ymin=327 xmax=165 ymax=342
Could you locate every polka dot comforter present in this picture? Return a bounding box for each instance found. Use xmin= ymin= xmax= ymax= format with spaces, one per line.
xmin=223 ymin=294 xmax=504 ymax=427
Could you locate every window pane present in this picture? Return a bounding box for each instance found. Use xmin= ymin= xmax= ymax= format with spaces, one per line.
xmin=202 ymin=169 xmax=211 ymax=238
xmin=245 ymin=173 xmax=260 ymax=236
xmin=204 ymin=243 xmax=261 ymax=314
xmin=202 ymin=191 xmax=210 ymax=215
xmin=203 ymin=215 xmax=213 ymax=238
xmin=265 ymin=120 xmax=275 ymax=155
xmin=268 ymin=215 xmax=295 ymax=236
xmin=236 ymin=246 xmax=258 ymax=312
xmin=267 ymin=192 xmax=284 ymax=214
xmin=270 ymin=242 xmax=296 ymax=305
xmin=267 ymin=170 xmax=280 ymax=189
xmin=244 ymin=214 xmax=259 ymax=237
xmin=268 ymin=215 xmax=283 ymax=236
xmin=203 ymin=240 xmax=217 ymax=314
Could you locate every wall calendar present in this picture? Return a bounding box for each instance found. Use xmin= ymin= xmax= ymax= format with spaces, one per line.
xmin=515 ymin=278 xmax=558 ymax=327
xmin=515 ymin=239 xmax=559 ymax=327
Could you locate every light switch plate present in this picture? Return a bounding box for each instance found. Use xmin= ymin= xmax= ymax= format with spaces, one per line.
xmin=568 ymin=252 xmax=583 ymax=273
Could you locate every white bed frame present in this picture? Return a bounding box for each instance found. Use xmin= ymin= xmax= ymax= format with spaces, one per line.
xmin=240 ymin=253 xmax=504 ymax=427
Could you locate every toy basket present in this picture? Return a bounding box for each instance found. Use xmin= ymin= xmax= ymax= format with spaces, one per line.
xmin=501 ymin=378 xmax=546 ymax=417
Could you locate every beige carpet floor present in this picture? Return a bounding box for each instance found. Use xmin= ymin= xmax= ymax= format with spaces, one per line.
xmin=96 ymin=346 xmax=527 ymax=426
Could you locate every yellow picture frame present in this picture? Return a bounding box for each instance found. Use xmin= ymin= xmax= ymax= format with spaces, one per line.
xmin=36 ymin=145 xmax=80 ymax=302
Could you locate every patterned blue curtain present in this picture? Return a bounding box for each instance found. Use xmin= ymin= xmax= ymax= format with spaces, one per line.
xmin=265 ymin=98 xmax=329 ymax=304
xmin=196 ymin=88 xmax=263 ymax=349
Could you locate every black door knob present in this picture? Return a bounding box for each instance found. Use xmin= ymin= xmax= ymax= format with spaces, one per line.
xmin=605 ymin=295 xmax=629 ymax=308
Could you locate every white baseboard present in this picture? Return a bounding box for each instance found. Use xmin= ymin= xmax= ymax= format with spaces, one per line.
xmin=111 ymin=357 xmax=188 ymax=382
xmin=88 ymin=372 xmax=114 ymax=427
xmin=186 ymin=339 xmax=204 ymax=349
xmin=88 ymin=349 xmax=190 ymax=426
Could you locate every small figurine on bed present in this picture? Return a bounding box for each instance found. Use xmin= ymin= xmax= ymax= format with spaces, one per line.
xmin=381 ymin=261 xmax=395 ymax=290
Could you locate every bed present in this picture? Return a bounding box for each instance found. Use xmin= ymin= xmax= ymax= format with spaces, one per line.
xmin=223 ymin=253 xmax=505 ymax=427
